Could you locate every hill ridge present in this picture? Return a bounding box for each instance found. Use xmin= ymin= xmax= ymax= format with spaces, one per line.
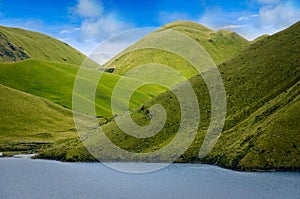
xmin=0 ymin=25 xmax=86 ymax=65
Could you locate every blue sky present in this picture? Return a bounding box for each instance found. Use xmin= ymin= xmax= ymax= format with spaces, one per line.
xmin=0 ymin=0 xmax=300 ymax=55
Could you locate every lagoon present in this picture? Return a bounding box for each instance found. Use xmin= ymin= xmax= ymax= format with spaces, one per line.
xmin=0 ymin=158 xmax=299 ymax=199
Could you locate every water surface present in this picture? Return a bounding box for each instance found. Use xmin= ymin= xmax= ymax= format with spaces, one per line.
xmin=0 ymin=158 xmax=299 ymax=199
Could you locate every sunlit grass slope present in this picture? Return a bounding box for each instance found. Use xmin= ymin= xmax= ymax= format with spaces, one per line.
xmin=0 ymin=84 xmax=76 ymax=155
xmin=0 ymin=59 xmax=166 ymax=118
xmin=104 ymin=20 xmax=249 ymax=76
xmin=0 ymin=26 xmax=86 ymax=65
xmin=39 ymin=21 xmax=300 ymax=170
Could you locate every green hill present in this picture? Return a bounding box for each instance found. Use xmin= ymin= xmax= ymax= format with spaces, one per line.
xmin=103 ymin=20 xmax=249 ymax=77
xmin=0 ymin=26 xmax=86 ymax=65
xmin=163 ymin=21 xmax=249 ymax=64
xmin=0 ymin=59 xmax=166 ymax=118
xmin=38 ymin=21 xmax=300 ymax=170
xmin=0 ymin=84 xmax=77 ymax=155
xmin=250 ymin=34 xmax=269 ymax=44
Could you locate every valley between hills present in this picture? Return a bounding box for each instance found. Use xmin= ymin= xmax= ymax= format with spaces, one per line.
xmin=0 ymin=20 xmax=299 ymax=171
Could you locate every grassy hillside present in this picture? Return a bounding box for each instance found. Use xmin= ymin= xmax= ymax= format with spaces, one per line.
xmin=0 ymin=84 xmax=76 ymax=155
xmin=0 ymin=31 xmax=30 ymax=62
xmin=163 ymin=21 xmax=249 ymax=64
xmin=250 ymin=34 xmax=269 ymax=44
xmin=204 ymin=81 xmax=300 ymax=170
xmin=38 ymin=21 xmax=300 ymax=170
xmin=103 ymin=20 xmax=249 ymax=77
xmin=0 ymin=26 xmax=86 ymax=65
xmin=0 ymin=59 xmax=166 ymax=118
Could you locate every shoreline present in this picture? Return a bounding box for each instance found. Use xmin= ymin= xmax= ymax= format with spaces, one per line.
xmin=2 ymin=153 xmax=299 ymax=173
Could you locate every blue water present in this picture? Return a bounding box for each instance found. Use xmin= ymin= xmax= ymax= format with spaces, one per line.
xmin=0 ymin=158 xmax=299 ymax=199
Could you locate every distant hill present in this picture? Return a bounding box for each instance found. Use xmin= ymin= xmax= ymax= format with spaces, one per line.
xmin=41 ymin=21 xmax=300 ymax=170
xmin=250 ymin=34 xmax=269 ymax=44
xmin=163 ymin=21 xmax=249 ymax=64
xmin=103 ymin=20 xmax=249 ymax=76
xmin=0 ymin=26 xmax=86 ymax=65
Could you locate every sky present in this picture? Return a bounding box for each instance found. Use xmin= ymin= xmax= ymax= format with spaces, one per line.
xmin=0 ymin=0 xmax=300 ymax=56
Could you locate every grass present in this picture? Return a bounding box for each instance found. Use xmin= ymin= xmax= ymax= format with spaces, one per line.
xmin=0 ymin=84 xmax=76 ymax=155
xmin=163 ymin=21 xmax=250 ymax=64
xmin=0 ymin=26 xmax=86 ymax=65
xmin=38 ymin=21 xmax=300 ymax=170
xmin=103 ymin=20 xmax=249 ymax=76
xmin=0 ymin=59 xmax=167 ymax=118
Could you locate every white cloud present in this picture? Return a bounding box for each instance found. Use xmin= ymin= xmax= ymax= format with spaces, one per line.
xmin=258 ymin=1 xmax=300 ymax=32
xmin=67 ymin=0 xmax=133 ymax=55
xmin=197 ymin=1 xmax=300 ymax=41
xmin=70 ymin=0 xmax=103 ymax=18
xmin=60 ymin=27 xmax=80 ymax=34
xmin=220 ymin=25 xmax=248 ymax=29
xmin=80 ymin=13 xmax=131 ymax=41
xmin=238 ymin=16 xmax=249 ymax=21
xmin=70 ymin=0 xmax=132 ymax=42
xmin=238 ymin=14 xmax=259 ymax=21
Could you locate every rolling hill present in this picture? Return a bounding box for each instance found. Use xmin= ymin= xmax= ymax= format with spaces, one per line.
xmin=0 ymin=20 xmax=249 ymax=119
xmin=38 ymin=21 xmax=300 ymax=170
xmin=0 ymin=26 xmax=86 ymax=65
xmin=0 ymin=84 xmax=76 ymax=155
xmin=0 ymin=25 xmax=168 ymax=155
xmin=0 ymin=59 xmax=167 ymax=118
xmin=103 ymin=20 xmax=249 ymax=76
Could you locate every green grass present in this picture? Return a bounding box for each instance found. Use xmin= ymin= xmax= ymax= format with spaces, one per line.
xmin=0 ymin=59 xmax=167 ymax=118
xmin=0 ymin=26 xmax=86 ymax=65
xmin=39 ymin=21 xmax=300 ymax=170
xmin=250 ymin=34 xmax=269 ymax=44
xmin=0 ymin=84 xmax=76 ymax=155
xmin=0 ymin=59 xmax=166 ymax=155
xmin=201 ymin=80 xmax=300 ymax=170
xmin=103 ymin=20 xmax=249 ymax=76
xmin=163 ymin=21 xmax=250 ymax=64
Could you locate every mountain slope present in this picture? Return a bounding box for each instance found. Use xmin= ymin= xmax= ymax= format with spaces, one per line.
xmin=0 ymin=84 xmax=76 ymax=155
xmin=0 ymin=31 xmax=30 ymax=62
xmin=163 ymin=21 xmax=249 ymax=64
xmin=137 ymin=20 xmax=300 ymax=169
xmin=103 ymin=20 xmax=249 ymax=76
xmin=40 ymin=21 xmax=300 ymax=170
xmin=0 ymin=26 xmax=85 ymax=65
xmin=0 ymin=59 xmax=166 ymax=117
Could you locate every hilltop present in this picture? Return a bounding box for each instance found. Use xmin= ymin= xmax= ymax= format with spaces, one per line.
xmin=0 ymin=26 xmax=87 ymax=65
xmin=103 ymin=20 xmax=249 ymax=76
